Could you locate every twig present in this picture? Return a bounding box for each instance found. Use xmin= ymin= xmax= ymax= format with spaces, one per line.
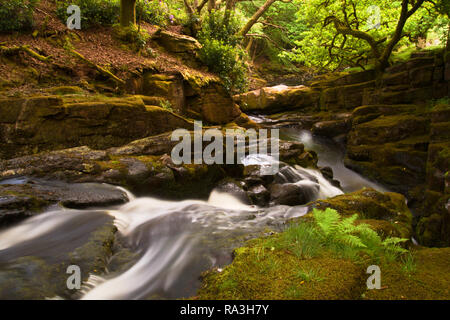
xmin=69 ymin=49 xmax=125 ymax=85
xmin=0 ymin=45 xmax=52 ymax=62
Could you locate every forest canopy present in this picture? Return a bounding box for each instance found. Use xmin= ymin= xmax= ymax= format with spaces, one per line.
xmin=1 ymin=0 xmax=449 ymax=89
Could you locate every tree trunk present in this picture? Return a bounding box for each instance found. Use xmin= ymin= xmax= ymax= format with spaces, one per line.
xmin=238 ymin=0 xmax=277 ymax=38
xmin=447 ymin=23 xmax=450 ymax=51
xmin=120 ymin=0 xmax=137 ymax=27
xmin=223 ymin=0 xmax=236 ymax=27
xmin=377 ymin=0 xmax=425 ymax=71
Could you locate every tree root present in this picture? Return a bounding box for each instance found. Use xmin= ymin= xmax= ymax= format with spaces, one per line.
xmin=69 ymin=49 xmax=126 ymax=85
xmin=0 ymin=45 xmax=52 ymax=62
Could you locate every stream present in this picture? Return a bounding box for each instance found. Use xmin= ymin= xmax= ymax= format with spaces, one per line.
xmin=0 ymin=125 xmax=386 ymax=300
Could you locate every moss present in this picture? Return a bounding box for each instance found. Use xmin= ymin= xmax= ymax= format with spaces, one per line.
xmin=46 ymin=86 xmax=84 ymax=95
xmin=196 ymin=240 xmax=365 ymax=300
xmin=362 ymin=247 xmax=450 ymax=300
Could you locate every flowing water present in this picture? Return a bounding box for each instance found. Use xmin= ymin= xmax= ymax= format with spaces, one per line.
xmin=0 ymin=126 xmax=386 ymax=300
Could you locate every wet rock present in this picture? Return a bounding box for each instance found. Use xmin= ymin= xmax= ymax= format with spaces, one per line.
xmin=0 ymin=212 xmax=116 ymax=299
xmin=215 ymin=179 xmax=251 ymax=205
xmin=247 ymin=184 xmax=270 ymax=207
xmin=312 ymin=119 xmax=351 ymax=138
xmin=0 ymin=192 xmax=49 ymax=228
xmin=269 ymin=183 xmax=307 ymax=206
xmin=0 ymin=180 xmax=129 ymax=227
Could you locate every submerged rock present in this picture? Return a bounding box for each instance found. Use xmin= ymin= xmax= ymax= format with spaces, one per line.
xmin=0 ymin=211 xmax=117 ymax=299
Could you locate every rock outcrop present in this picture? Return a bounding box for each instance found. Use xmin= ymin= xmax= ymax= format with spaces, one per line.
xmin=0 ymin=95 xmax=194 ymax=159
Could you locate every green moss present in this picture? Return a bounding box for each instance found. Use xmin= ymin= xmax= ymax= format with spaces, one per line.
xmin=362 ymin=247 xmax=450 ymax=300
xmin=197 ymin=243 xmax=365 ymax=300
xmin=196 ymin=206 xmax=419 ymax=300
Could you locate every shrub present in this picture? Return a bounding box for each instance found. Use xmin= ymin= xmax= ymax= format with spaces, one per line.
xmin=198 ymin=10 xmax=247 ymax=93
xmin=198 ymin=10 xmax=241 ymax=46
xmin=136 ymin=0 xmax=168 ymax=26
xmin=56 ymin=0 xmax=119 ymax=29
xmin=198 ymin=39 xmax=247 ymax=93
xmin=0 ymin=0 xmax=38 ymax=33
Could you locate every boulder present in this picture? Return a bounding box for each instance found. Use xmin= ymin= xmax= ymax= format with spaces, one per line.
xmin=153 ymin=29 xmax=201 ymax=54
xmin=0 ymin=180 xmax=130 ymax=227
xmin=269 ymin=183 xmax=308 ymax=206
xmin=311 ymin=119 xmax=351 ymax=138
xmin=234 ymin=85 xmax=320 ymax=114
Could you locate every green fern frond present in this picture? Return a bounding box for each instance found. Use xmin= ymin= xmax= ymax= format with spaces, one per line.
xmin=312 ymin=208 xmax=340 ymax=237
xmin=335 ymin=233 xmax=367 ymax=248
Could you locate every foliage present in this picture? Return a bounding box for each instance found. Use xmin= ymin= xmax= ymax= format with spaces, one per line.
xmin=0 ymin=0 xmax=38 ymax=33
xmin=114 ymin=24 xmax=149 ymax=51
xmin=237 ymin=0 xmax=304 ymax=65
xmin=56 ymin=0 xmax=119 ymax=29
xmin=199 ymin=39 xmax=248 ymax=93
xmin=136 ymin=0 xmax=187 ymax=26
xmin=160 ymin=99 xmax=173 ymax=112
xmin=274 ymin=208 xmax=408 ymax=262
xmin=198 ymin=10 xmax=248 ymax=93
xmin=282 ymin=0 xmax=447 ymax=71
xmin=198 ymin=9 xmax=242 ymax=46
xmin=136 ymin=0 xmax=168 ymax=26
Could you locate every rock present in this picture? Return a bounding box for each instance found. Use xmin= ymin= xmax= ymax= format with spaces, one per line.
xmin=307 ymin=188 xmax=413 ymax=239
xmin=247 ymin=184 xmax=270 ymax=207
xmin=142 ymin=73 xmax=185 ymax=113
xmin=0 ymin=212 xmax=116 ymax=299
xmin=0 ymin=138 xmax=227 ymax=200
xmin=234 ymin=85 xmax=320 ymax=114
xmin=0 ymin=96 xmax=194 ymax=159
xmin=269 ymin=183 xmax=307 ymax=206
xmin=214 ymin=179 xmax=251 ymax=205
xmin=153 ymin=29 xmax=201 ymax=54
xmin=311 ymin=119 xmax=351 ymax=138
xmin=0 ymin=191 xmax=49 ymax=227
xmin=0 ymin=180 xmax=129 ymax=227
xmin=186 ymin=83 xmax=242 ymax=124
xmin=45 ymin=86 xmax=84 ymax=95
xmin=322 ymin=80 xmax=376 ymax=111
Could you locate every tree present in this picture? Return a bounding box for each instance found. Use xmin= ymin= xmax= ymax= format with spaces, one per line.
xmin=120 ymin=0 xmax=137 ymax=27
xmin=287 ymin=0 xmax=441 ymax=71
xmin=238 ymin=0 xmax=278 ymax=37
xmin=324 ymin=0 xmax=425 ymax=71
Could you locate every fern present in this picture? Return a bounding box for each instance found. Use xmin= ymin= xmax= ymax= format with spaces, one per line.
xmin=310 ymin=208 xmax=409 ymax=261
xmin=312 ymin=208 xmax=340 ymax=237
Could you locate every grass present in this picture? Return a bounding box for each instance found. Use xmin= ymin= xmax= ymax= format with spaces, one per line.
xmin=295 ymin=268 xmax=324 ymax=282
xmin=401 ymin=252 xmax=417 ymax=275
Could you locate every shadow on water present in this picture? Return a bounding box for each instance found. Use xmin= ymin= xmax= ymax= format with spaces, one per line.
xmin=280 ymin=128 xmax=388 ymax=193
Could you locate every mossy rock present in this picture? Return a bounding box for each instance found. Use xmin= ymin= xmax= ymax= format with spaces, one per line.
xmin=45 ymin=86 xmax=84 ymax=95
xmin=307 ymin=188 xmax=412 ymax=239
xmin=362 ymin=247 xmax=450 ymax=300
xmin=196 ymin=242 xmax=365 ymax=300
